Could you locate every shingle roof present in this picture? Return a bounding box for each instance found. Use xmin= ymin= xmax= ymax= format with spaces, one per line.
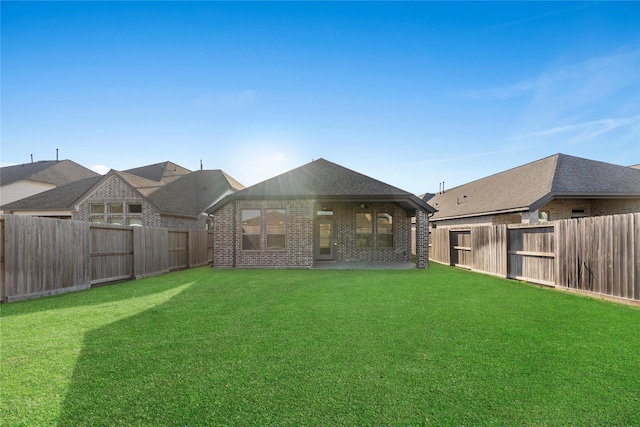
xmin=2 ymin=163 xmax=244 ymax=217
xmin=208 ymin=158 xmax=434 ymax=213
xmin=428 ymin=153 xmax=640 ymax=221
xmin=123 ymin=161 xmax=191 ymax=183
xmin=0 ymin=160 xmax=99 ymax=186
xmin=1 ymin=176 xmax=102 ymax=210
xmin=148 ymin=170 xmax=245 ymax=216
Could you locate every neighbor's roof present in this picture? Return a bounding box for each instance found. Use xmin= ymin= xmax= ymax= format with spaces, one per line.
xmin=2 ymin=163 xmax=244 ymax=217
xmin=0 ymin=160 xmax=99 ymax=186
xmin=123 ymin=161 xmax=191 ymax=183
xmin=208 ymin=158 xmax=435 ymax=213
xmin=428 ymin=153 xmax=640 ymax=221
xmin=148 ymin=170 xmax=244 ymax=216
xmin=0 ymin=176 xmax=103 ymax=210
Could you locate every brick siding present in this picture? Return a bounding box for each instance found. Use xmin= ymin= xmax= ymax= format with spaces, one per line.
xmin=415 ymin=210 xmax=429 ymax=269
xmin=432 ymin=197 xmax=640 ymax=228
xmin=73 ymin=174 xmax=204 ymax=229
xmin=212 ymin=199 xmax=423 ymax=268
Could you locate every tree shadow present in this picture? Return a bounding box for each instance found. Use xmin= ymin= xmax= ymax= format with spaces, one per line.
xmin=56 ymin=277 xmax=241 ymax=426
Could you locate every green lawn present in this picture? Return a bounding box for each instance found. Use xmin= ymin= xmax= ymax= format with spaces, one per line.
xmin=2 ymin=264 xmax=639 ymax=426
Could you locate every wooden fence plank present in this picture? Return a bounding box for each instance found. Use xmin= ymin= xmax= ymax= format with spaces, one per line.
xmin=1 ymin=215 xmax=211 ymax=302
xmin=133 ymin=227 xmax=169 ymax=279
xmin=3 ymin=215 xmax=91 ymax=301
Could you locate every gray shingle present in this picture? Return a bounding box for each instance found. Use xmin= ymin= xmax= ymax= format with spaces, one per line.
xmin=0 ymin=160 xmax=98 ymax=186
xmin=428 ymin=153 xmax=640 ymax=220
xmin=2 ymin=162 xmax=244 ymax=218
xmin=209 ymin=158 xmax=434 ymax=213
xmin=1 ymin=176 xmax=102 ymax=210
xmin=123 ymin=161 xmax=191 ymax=183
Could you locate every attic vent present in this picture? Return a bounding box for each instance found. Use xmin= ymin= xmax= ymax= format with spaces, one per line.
xmin=571 ymin=208 xmax=587 ymax=218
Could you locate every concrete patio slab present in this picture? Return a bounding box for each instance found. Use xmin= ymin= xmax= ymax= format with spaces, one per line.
xmin=312 ymin=262 xmax=416 ymax=270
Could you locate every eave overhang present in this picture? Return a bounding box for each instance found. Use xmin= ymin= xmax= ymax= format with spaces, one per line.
xmin=207 ymin=193 xmax=436 ymax=215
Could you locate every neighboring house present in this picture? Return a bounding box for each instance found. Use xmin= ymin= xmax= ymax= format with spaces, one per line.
xmin=426 ymin=153 xmax=640 ymax=228
xmin=0 ymin=160 xmax=99 ymax=215
xmin=207 ymin=158 xmax=435 ymax=269
xmin=2 ymin=161 xmax=244 ymax=229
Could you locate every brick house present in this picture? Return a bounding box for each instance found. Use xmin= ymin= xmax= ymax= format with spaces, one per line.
xmin=425 ymin=153 xmax=640 ymax=228
xmin=2 ymin=161 xmax=244 ymax=229
xmin=207 ymin=158 xmax=435 ymax=269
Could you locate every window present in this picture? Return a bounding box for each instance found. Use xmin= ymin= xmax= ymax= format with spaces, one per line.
xmin=356 ymin=213 xmax=373 ymax=248
xmin=266 ymin=209 xmax=286 ymax=250
xmin=128 ymin=218 xmax=142 ymax=226
xmin=90 ymin=204 xmax=105 ymax=214
xmin=242 ymin=209 xmax=261 ymax=250
xmin=109 ymin=203 xmax=123 ymax=214
xmin=377 ymin=213 xmax=393 ymax=248
xmin=108 ymin=217 xmax=124 ymax=225
xmin=128 ymin=204 xmax=142 ymax=214
xmin=356 ymin=211 xmax=394 ymax=249
xmin=90 ymin=217 xmax=105 ymax=223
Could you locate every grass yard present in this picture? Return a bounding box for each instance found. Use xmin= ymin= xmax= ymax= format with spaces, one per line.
xmin=1 ymin=264 xmax=639 ymax=426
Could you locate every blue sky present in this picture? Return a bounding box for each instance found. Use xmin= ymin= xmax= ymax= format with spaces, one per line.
xmin=2 ymin=1 xmax=639 ymax=194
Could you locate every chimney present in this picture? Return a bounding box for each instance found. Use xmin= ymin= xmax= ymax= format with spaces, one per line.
xmin=56 ymin=148 xmax=59 ymax=162
xmin=31 ymin=154 xmax=33 ymax=163
xmin=200 ymin=160 xmax=203 ymax=171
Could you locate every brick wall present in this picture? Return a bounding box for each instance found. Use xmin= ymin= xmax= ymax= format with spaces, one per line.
xmin=212 ymin=199 xmax=418 ymax=268
xmin=431 ymin=197 xmax=640 ymax=229
xmin=73 ymin=175 xmax=162 ymax=226
xmin=540 ymin=198 xmax=640 ymax=221
xmin=332 ymin=203 xmax=413 ymax=263
xmin=212 ymin=202 xmax=236 ymax=267
xmin=73 ymin=174 xmax=204 ymax=229
xmin=159 ymin=215 xmax=206 ymax=229
xmin=213 ymin=199 xmax=315 ymax=268
xmin=415 ymin=210 xmax=429 ymax=269
xmin=590 ymin=198 xmax=640 ymax=216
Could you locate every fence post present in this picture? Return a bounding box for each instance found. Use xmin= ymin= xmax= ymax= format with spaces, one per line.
xmin=1 ymin=217 xmax=5 ymax=303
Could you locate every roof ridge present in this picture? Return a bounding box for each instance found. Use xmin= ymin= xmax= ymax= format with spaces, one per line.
xmin=548 ymin=153 xmax=562 ymax=192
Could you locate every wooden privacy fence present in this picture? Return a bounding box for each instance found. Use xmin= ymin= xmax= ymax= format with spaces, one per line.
xmin=0 ymin=214 xmax=214 ymax=302
xmin=429 ymin=213 xmax=639 ymax=302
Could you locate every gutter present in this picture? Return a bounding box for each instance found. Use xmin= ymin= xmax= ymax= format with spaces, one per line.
xmin=431 ymin=206 xmax=529 ymax=222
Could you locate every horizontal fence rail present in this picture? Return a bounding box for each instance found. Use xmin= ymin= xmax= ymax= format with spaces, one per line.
xmin=430 ymin=213 xmax=639 ymax=302
xmin=0 ymin=214 xmax=213 ymax=302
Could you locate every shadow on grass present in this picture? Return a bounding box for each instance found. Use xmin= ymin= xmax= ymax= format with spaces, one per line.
xmin=55 ymin=266 xmax=640 ymax=426
xmin=56 ymin=282 xmax=204 ymax=426
xmin=55 ymin=269 xmax=440 ymax=426
xmin=1 ymin=267 xmax=212 ymax=318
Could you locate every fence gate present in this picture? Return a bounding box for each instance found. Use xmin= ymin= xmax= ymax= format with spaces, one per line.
xmin=507 ymin=225 xmax=555 ymax=286
xmin=449 ymin=229 xmax=472 ymax=269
